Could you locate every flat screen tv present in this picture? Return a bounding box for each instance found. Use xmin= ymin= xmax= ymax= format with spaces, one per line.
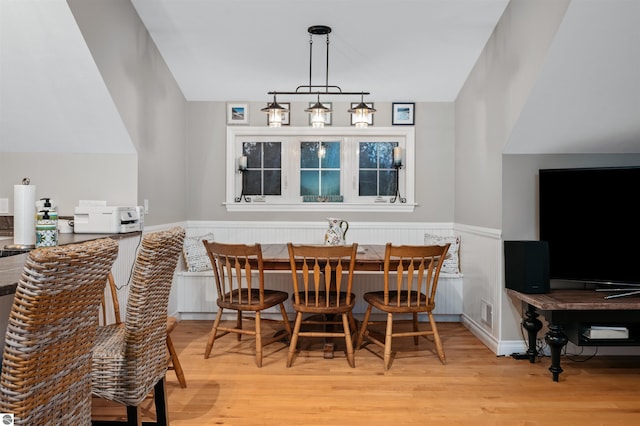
xmin=539 ymin=166 xmax=640 ymax=286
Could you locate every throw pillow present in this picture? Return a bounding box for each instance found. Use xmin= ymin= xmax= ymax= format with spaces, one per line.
xmin=424 ymin=233 xmax=461 ymax=275
xmin=183 ymin=233 xmax=215 ymax=272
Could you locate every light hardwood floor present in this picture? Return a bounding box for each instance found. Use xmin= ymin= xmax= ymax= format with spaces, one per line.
xmin=92 ymin=320 xmax=640 ymax=425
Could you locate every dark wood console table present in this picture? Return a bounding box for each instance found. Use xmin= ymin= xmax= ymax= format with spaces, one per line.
xmin=507 ymin=288 xmax=640 ymax=382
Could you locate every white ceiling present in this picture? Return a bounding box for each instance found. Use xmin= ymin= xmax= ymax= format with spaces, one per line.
xmin=132 ymin=0 xmax=640 ymax=154
xmin=506 ymin=0 xmax=640 ymax=154
xmin=130 ymin=0 xmax=510 ymax=102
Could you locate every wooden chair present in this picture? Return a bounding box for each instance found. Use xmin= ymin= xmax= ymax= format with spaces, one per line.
xmin=103 ymin=271 xmax=187 ymax=388
xmin=0 ymin=238 xmax=119 ymax=425
xmin=356 ymin=243 xmax=450 ymax=370
xmin=286 ymin=243 xmax=358 ymax=368
xmin=202 ymin=241 xmax=292 ymax=367
xmin=91 ymin=226 xmax=185 ymax=426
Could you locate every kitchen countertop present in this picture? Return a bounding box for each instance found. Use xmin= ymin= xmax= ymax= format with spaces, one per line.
xmin=0 ymin=232 xmax=141 ymax=296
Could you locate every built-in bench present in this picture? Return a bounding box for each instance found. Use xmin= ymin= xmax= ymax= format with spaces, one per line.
xmin=174 ymin=220 xmax=464 ymax=321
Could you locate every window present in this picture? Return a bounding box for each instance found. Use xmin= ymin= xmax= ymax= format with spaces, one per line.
xmin=300 ymin=141 xmax=341 ymax=198
xmin=242 ymin=142 xmax=281 ymax=196
xmin=226 ymin=127 xmax=415 ymax=212
xmin=358 ymin=141 xmax=398 ymax=197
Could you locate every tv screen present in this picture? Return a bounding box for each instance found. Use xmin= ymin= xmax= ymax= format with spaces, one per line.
xmin=539 ymin=166 xmax=640 ymax=285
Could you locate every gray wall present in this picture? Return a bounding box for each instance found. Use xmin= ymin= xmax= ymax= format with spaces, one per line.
xmin=186 ymin=101 xmax=456 ymax=222
xmin=502 ymin=154 xmax=640 ymax=241
xmin=455 ymin=0 xmax=571 ymax=230
xmin=455 ymin=0 xmax=571 ymax=343
xmin=0 ymin=153 xmax=137 ymax=216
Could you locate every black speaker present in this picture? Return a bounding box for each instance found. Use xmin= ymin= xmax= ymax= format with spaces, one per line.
xmin=504 ymin=241 xmax=550 ymax=294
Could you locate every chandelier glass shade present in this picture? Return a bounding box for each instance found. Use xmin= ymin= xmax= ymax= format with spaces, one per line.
xmin=348 ymin=94 xmax=376 ymax=128
xmin=261 ymin=95 xmax=287 ymax=127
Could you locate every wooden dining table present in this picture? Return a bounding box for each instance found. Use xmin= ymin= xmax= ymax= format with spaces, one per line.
xmin=260 ymin=243 xmax=389 ymax=272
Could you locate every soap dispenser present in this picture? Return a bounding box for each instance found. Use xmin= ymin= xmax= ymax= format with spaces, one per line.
xmin=35 ymin=197 xmax=58 ymax=247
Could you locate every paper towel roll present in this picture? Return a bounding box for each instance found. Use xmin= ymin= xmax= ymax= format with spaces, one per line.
xmin=14 ymin=184 xmax=37 ymax=247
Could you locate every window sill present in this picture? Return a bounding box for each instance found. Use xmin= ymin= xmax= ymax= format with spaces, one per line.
xmin=224 ymin=202 xmax=417 ymax=213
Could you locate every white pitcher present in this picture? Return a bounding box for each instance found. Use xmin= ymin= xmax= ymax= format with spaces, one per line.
xmin=324 ymin=217 xmax=349 ymax=246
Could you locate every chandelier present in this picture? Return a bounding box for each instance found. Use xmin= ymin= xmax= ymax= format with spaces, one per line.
xmin=262 ymin=25 xmax=375 ymax=128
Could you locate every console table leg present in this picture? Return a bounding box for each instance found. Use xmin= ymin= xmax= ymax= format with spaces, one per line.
xmin=522 ymin=304 xmax=542 ymax=363
xmin=545 ymin=323 xmax=568 ymax=382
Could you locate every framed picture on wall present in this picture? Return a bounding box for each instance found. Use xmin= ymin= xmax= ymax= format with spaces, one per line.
xmin=227 ymin=103 xmax=249 ymax=125
xmin=392 ymin=102 xmax=415 ymax=125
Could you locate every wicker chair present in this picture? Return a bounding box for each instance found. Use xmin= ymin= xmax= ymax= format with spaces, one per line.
xmin=356 ymin=243 xmax=450 ymax=370
xmin=286 ymin=243 xmax=359 ymax=368
xmin=0 ymin=238 xmax=119 ymax=426
xmin=202 ymin=241 xmax=292 ymax=367
xmin=91 ymin=226 xmax=185 ymax=426
xmin=103 ymin=271 xmax=187 ymax=389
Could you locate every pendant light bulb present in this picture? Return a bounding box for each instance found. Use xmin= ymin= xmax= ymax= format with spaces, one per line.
xmin=305 ymin=94 xmax=331 ymax=128
xmin=262 ymin=94 xmax=287 ymax=127
xmin=348 ymin=93 xmax=376 ymax=128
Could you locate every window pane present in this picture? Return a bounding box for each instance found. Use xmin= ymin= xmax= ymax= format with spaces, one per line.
xmin=321 ymin=142 xmax=340 ymax=169
xmin=321 ymin=170 xmax=340 ymax=196
xmin=263 ymin=170 xmax=281 ymax=195
xmin=300 ymin=142 xmax=320 ymax=168
xmin=243 ymin=142 xmax=261 ymax=168
xmin=300 ymin=171 xmax=319 ymax=196
xmin=359 ymin=170 xmax=378 ymax=196
xmin=244 ymin=170 xmax=262 ymax=195
xmin=359 ymin=143 xmax=377 ymax=168
xmin=379 ymin=170 xmax=397 ymax=196
xmin=379 ymin=142 xmax=396 ymax=168
xmin=263 ymin=142 xmax=281 ymax=168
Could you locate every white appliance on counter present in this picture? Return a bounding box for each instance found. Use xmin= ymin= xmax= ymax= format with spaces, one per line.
xmin=73 ymin=205 xmax=143 ymax=234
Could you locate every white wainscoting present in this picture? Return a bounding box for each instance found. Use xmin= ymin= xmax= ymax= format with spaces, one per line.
xmin=176 ymin=221 xmax=463 ymax=322
xmin=177 ymin=271 xmax=462 ymax=322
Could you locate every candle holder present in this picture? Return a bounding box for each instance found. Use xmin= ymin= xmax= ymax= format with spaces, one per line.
xmin=235 ymin=168 xmax=250 ymax=202
xmin=235 ymin=156 xmax=250 ymax=202
xmin=390 ymin=163 xmax=406 ymax=204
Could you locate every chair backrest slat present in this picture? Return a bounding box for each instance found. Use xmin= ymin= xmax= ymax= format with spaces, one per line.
xmin=203 ymin=241 xmax=265 ymax=305
xmin=383 ymin=243 xmax=450 ymax=309
xmin=288 ymin=243 xmax=358 ymax=308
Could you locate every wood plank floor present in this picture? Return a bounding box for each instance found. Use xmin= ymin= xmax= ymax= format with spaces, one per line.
xmin=92 ymin=320 xmax=640 ymax=425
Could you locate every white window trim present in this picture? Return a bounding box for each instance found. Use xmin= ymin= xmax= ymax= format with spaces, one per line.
xmin=225 ymin=126 xmax=416 ymax=212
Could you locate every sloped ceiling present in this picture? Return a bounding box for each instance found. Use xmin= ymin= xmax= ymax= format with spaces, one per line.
xmin=505 ymin=0 xmax=640 ymax=154
xmin=130 ymin=0 xmax=510 ymax=102
xmin=0 ymin=0 xmax=135 ymax=154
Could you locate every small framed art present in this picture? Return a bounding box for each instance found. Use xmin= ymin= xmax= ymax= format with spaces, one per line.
xmin=227 ymin=103 xmax=249 ymax=125
xmin=350 ymin=102 xmax=374 ymax=126
xmin=392 ymin=102 xmax=415 ymax=125
xmin=267 ymin=102 xmax=290 ymax=126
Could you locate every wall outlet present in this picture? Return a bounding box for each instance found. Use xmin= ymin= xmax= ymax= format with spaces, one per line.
xmin=143 ymin=199 xmax=149 ymax=214
xmin=481 ymin=299 xmax=493 ymax=328
xmin=0 ymin=198 xmax=8 ymax=214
